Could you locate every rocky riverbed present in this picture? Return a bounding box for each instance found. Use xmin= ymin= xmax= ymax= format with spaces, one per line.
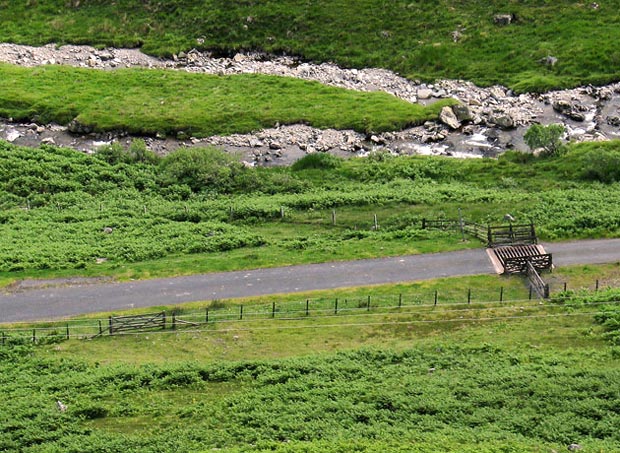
xmin=1 ymin=42 xmax=620 ymax=165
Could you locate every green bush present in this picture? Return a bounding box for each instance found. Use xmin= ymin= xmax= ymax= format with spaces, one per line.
xmin=576 ymin=144 xmax=620 ymax=183
xmin=158 ymin=146 xmax=246 ymax=193
xmin=291 ymin=153 xmax=343 ymax=171
xmin=524 ymin=124 xmax=565 ymax=156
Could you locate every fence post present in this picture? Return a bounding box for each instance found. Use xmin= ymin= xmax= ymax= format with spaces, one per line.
xmin=399 ymin=293 xmax=402 ymax=308
xmin=528 ymin=286 xmax=533 ymax=300
xmin=467 ymin=288 xmax=471 ymax=304
xmin=367 ymin=295 xmax=371 ymax=311
xmin=499 ymin=287 xmax=504 ymax=302
xmin=206 ymin=308 xmax=209 ymax=323
xmin=272 ymin=302 xmax=276 ymax=318
xmin=66 ymin=324 xmax=70 ymax=340
xmin=162 ymin=312 xmax=167 ymax=330
xmin=335 ymin=298 xmax=338 ymax=315
xmin=305 ymin=299 xmax=309 ymax=316
xmin=98 ymin=320 xmax=103 ymax=335
xmin=172 ymin=313 xmax=176 ymax=330
xmin=240 ymin=305 xmax=243 ymax=320
xmin=596 ymin=279 xmax=599 ymax=291
xmin=487 ymin=225 xmax=492 ymax=246
xmin=422 ymin=218 xmax=426 ymax=229
xmin=32 ymin=329 xmax=36 ymax=343
xmin=564 ymin=282 xmax=567 ymax=292
xmin=544 ymin=284 xmax=550 ymax=299
xmin=280 ymin=206 xmax=285 ymax=218
xmin=458 ymin=207 xmax=465 ymax=241
xmin=109 ymin=316 xmax=113 ymax=335
xmin=434 ymin=290 xmax=438 ymax=306
xmin=374 ymin=214 xmax=378 ymax=230
xmin=332 ymin=209 xmax=336 ymax=225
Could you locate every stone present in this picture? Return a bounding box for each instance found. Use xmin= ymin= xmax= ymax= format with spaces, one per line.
xmin=552 ymin=99 xmax=572 ymax=113
xmin=567 ymin=444 xmax=582 ymax=451
xmin=41 ymin=137 xmax=55 ymax=144
xmin=417 ymin=88 xmax=433 ymax=99
xmin=567 ymin=111 xmax=585 ymax=122
xmin=607 ymin=116 xmax=620 ymax=127
xmin=493 ymin=14 xmax=513 ymax=25
xmin=451 ymin=104 xmax=473 ymax=122
xmin=490 ymin=114 xmax=515 ymax=129
xmin=439 ymin=106 xmax=461 ymax=129
xmin=97 ymin=51 xmax=114 ymax=61
xmin=539 ymin=55 xmax=558 ymax=67
xmin=489 ymin=86 xmax=506 ymax=100
xmin=6 ymin=130 xmax=21 ymax=142
xmin=68 ymin=119 xmax=93 ymax=135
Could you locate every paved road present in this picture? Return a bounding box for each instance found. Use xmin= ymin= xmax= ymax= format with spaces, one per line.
xmin=1 ymin=238 xmax=619 ymax=322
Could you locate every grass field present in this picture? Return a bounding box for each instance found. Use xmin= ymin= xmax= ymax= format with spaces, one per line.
xmin=1 ymin=139 xmax=620 ymax=281
xmin=1 ymin=1 xmax=620 ymax=91
xmin=4 ymin=3 xmax=620 ymax=451
xmin=2 ymin=281 xmax=620 ymax=452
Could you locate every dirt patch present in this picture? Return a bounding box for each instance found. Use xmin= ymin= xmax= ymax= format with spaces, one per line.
xmin=4 ymin=276 xmax=115 ymax=293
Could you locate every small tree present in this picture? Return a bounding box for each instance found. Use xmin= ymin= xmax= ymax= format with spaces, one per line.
xmin=524 ymin=123 xmax=565 ymax=156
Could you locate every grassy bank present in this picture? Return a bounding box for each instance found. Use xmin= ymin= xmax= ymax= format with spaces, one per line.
xmin=2 ymin=139 xmax=620 ymax=280
xmin=1 ymin=1 xmax=620 ymax=90
xmin=0 ymin=64 xmax=449 ymax=136
xmin=2 ymin=286 xmax=620 ymax=452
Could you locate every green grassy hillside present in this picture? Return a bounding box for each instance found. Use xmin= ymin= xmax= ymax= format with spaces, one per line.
xmin=1 ymin=1 xmax=620 ymax=90
xmin=2 ymin=287 xmax=620 ymax=452
xmin=2 ymin=139 xmax=620 ymax=281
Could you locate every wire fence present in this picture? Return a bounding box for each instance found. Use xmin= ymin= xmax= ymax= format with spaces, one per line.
xmin=1 ymin=280 xmax=618 ymax=346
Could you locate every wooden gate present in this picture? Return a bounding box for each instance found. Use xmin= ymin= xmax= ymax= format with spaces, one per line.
xmin=108 ymin=311 xmax=166 ymax=335
xmin=487 ymin=223 xmax=537 ymax=248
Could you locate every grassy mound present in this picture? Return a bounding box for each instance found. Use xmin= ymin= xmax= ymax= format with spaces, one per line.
xmin=0 ymin=64 xmax=450 ymax=137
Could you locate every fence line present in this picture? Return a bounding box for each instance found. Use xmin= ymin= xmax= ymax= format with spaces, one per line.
xmin=1 ymin=305 xmax=615 ymax=344
xmin=1 ymin=283 xmax=619 ymax=345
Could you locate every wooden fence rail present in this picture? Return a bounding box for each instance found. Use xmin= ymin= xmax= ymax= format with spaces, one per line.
xmin=527 ymin=261 xmax=550 ymax=299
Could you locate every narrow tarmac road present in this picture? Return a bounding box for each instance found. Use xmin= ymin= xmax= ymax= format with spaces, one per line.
xmin=1 ymin=238 xmax=619 ymax=322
